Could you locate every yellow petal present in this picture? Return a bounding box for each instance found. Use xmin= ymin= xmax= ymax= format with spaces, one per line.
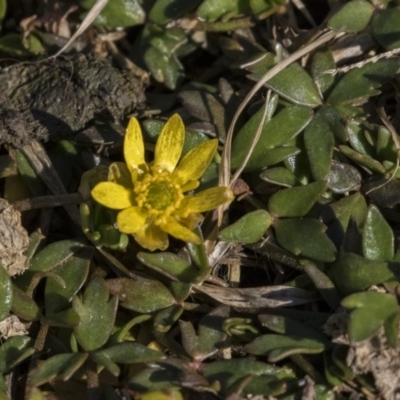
xmin=124 ymin=118 xmax=146 ymax=174
xmin=91 ymin=182 xmax=135 ymax=209
xmin=117 ymin=206 xmax=148 ymax=234
xmin=154 ymin=114 xmax=185 ymax=172
xmin=178 ymin=213 xmax=203 ymax=230
xmin=180 ymin=187 xmax=234 ymax=214
xmin=134 ymin=223 xmax=169 ymax=251
xmin=108 ymin=162 xmax=133 ymax=189
xmin=172 ymin=139 xmax=218 ymax=185
xmin=180 ymin=180 xmax=200 ymax=192
xmin=160 ymin=218 xmax=202 ymax=244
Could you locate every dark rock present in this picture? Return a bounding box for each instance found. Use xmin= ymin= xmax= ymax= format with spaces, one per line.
xmin=0 ymin=53 xmax=146 ymax=147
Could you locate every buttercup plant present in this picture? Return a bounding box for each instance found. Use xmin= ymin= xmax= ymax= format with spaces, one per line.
xmin=91 ymin=114 xmax=234 ymax=251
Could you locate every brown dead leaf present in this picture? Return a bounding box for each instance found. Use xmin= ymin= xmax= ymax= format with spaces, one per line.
xmin=0 ymin=199 xmax=29 ymax=276
xmin=195 ymin=284 xmax=317 ymax=308
xmin=0 ymin=315 xmax=28 ymax=339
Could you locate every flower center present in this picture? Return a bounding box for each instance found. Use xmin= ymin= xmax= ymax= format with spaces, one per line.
xmin=134 ymin=168 xmax=184 ymax=225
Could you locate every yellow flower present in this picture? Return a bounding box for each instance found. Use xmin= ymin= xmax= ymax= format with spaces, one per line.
xmin=91 ymin=114 xmax=234 ymax=251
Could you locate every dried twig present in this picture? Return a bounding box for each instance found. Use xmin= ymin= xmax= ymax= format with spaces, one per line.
xmin=326 ymin=47 xmax=400 ymax=75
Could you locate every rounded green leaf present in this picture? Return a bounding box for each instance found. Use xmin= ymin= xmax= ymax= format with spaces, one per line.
xmin=106 ymin=278 xmax=176 ymax=313
xmin=0 ymin=336 xmax=34 ymax=373
xmin=196 ymin=0 xmax=250 ymax=21
xmin=218 ymin=210 xmax=272 ymax=243
xmin=29 ymin=353 xmax=88 ymax=387
xmin=149 ymin=0 xmax=202 ymax=24
xmin=325 ymin=193 xmax=367 ymax=239
xmin=247 ymin=53 xmax=321 ymax=107
xmin=11 ymin=285 xmax=40 ymax=321
xmin=329 ymin=252 xmax=400 ymax=294
xmin=328 ymin=59 xmax=400 ymax=105
xmin=327 ymin=161 xmax=362 ymax=194
xmin=260 ymin=167 xmax=298 ymax=187
xmin=203 ymin=359 xmax=280 ymax=395
xmin=244 ymin=333 xmax=326 ymax=362
xmin=95 ymin=342 xmax=164 ymax=364
xmin=73 ymin=276 xmax=118 ymax=352
xmin=45 ymin=247 xmax=92 ymax=315
xmin=304 ymin=110 xmax=335 ymax=181
xmin=143 ymin=46 xmax=183 ymax=89
xmin=372 ymin=9 xmax=400 ymax=50
xmin=0 ymin=265 xmax=12 ymax=321
xmin=268 ymin=181 xmax=327 ymax=218
xmin=16 ymin=239 xmax=87 ymax=291
xmin=80 ymin=0 xmax=145 ymax=27
xmin=274 ymin=218 xmax=337 ymax=262
xmin=311 ymin=47 xmax=336 ymax=97
xmin=362 ymin=205 xmax=394 ymax=261
xmin=342 ymin=291 xmax=398 ymax=342
xmin=137 ymin=252 xmax=201 ymax=283
xmin=328 ymin=0 xmax=374 ymax=33
xmin=231 ymin=105 xmax=313 ymax=171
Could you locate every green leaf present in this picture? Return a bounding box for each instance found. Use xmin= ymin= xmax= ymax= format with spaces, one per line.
xmin=259 ymin=314 xmax=329 ymax=344
xmin=260 ymin=167 xmax=298 ymax=187
xmin=342 ymin=291 xmax=398 ymax=342
xmin=328 ymin=59 xmax=400 ymax=105
xmin=137 ymin=252 xmax=202 ymax=283
xmin=231 ymin=105 xmax=313 ymax=171
xmin=143 ymin=46 xmax=184 ymax=89
xmin=11 ymin=284 xmax=40 ymax=321
xmin=218 ymin=210 xmax=272 ymax=243
xmin=94 ymin=342 xmax=164 ymax=365
xmin=304 ymin=109 xmax=335 ymax=180
xmin=339 ymin=145 xmax=386 ymax=174
xmin=327 ymin=161 xmax=361 ymax=193
xmin=79 ymin=0 xmax=145 ymax=27
xmin=0 ymin=0 xmax=6 ymax=21
xmin=149 ymin=0 xmax=202 ymax=24
xmin=325 ymin=192 xmax=367 ymax=234
xmin=328 ymin=0 xmax=374 ymax=33
xmin=0 ymin=336 xmax=34 ymax=373
xmin=346 ymin=120 xmax=376 ymax=156
xmin=0 ymin=265 xmax=12 ymax=321
xmin=247 ymin=53 xmax=321 ymax=107
xmin=15 ymin=239 xmax=87 ymax=290
xmin=129 ymin=358 xmax=186 ymax=392
xmin=196 ymin=0 xmax=250 ymax=21
xmin=106 ymin=278 xmax=176 ymax=313
xmin=329 ymin=252 xmax=400 ymax=294
xmin=274 ymin=218 xmax=337 ymax=262
xmin=154 ymin=305 xmax=184 ymax=333
xmin=73 ymin=275 xmax=118 ymax=351
xmin=180 ymin=305 xmax=229 ymax=361
xmin=45 ymin=247 xmax=92 ymax=315
xmin=29 ymin=353 xmax=88 ymax=387
xmin=362 ymin=205 xmax=394 ymax=261
xmin=203 ymin=359 xmax=281 ymax=395
xmin=244 ymin=333 xmax=326 ymax=362
xmin=372 ymin=8 xmax=400 ymax=50
xmin=311 ymin=47 xmax=336 ymax=97
xmin=268 ymin=181 xmax=326 ymax=218
xmin=177 ymin=90 xmax=226 ymax=138
xmin=0 ymin=34 xmax=36 ymax=57
xmin=15 ymin=150 xmax=46 ymax=196
xmin=42 ymin=308 xmax=81 ymax=328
